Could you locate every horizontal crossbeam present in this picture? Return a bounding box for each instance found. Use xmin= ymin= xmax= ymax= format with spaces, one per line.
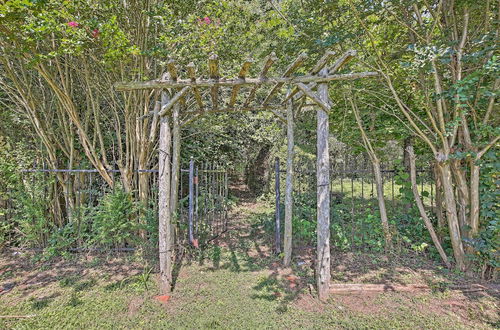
xmin=115 ymin=72 xmax=378 ymax=91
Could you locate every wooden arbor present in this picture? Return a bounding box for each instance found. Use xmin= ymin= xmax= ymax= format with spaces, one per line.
xmin=115 ymin=50 xmax=377 ymax=300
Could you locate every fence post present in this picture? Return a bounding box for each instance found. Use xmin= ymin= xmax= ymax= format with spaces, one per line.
xmin=188 ymin=158 xmax=195 ymax=245
xmin=284 ymin=97 xmax=294 ymax=266
xmin=275 ymin=157 xmax=281 ymax=254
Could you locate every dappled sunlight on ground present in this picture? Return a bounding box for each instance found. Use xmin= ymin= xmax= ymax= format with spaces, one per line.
xmin=1 ymin=186 xmax=498 ymax=328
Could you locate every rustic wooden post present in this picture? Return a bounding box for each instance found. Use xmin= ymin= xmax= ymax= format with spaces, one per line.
xmin=283 ymin=98 xmax=294 ymax=266
xmin=188 ymin=157 xmax=195 ymax=244
xmin=316 ymin=67 xmax=331 ymax=301
xmin=158 ymin=90 xmax=173 ymax=294
xmin=275 ymin=157 xmax=281 ymax=254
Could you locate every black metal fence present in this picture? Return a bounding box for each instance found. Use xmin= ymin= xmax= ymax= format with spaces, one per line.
xmin=273 ymin=154 xmax=436 ymax=251
xmin=1 ymin=161 xmax=228 ymax=249
xmin=178 ymin=160 xmax=229 ymax=246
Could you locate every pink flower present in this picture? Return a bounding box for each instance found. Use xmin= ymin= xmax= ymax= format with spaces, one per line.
xmin=203 ymin=16 xmax=211 ymax=24
xmin=67 ymin=21 xmax=79 ymax=28
xmin=91 ymin=29 xmax=100 ymax=38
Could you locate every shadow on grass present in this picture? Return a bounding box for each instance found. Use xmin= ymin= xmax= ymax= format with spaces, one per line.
xmin=0 ymin=251 xmax=146 ymax=299
xmin=251 ymin=270 xmax=303 ymax=313
xmin=171 ymin=248 xmax=186 ymax=292
xmin=29 ymin=292 xmax=60 ymax=310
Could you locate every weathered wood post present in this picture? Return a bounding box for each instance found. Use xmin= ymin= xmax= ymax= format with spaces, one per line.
xmin=158 ymin=90 xmax=173 ymax=294
xmin=283 ymin=98 xmax=294 ymax=266
xmin=275 ymin=157 xmax=281 ymax=254
xmin=316 ymin=67 xmax=331 ymax=301
xmin=188 ymin=157 xmax=195 ymax=244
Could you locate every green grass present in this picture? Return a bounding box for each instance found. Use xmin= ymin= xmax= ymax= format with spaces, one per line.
xmin=0 ymin=199 xmax=497 ymax=329
xmin=1 ymin=252 xmax=491 ymax=330
xmin=287 ymin=178 xmax=434 ymax=207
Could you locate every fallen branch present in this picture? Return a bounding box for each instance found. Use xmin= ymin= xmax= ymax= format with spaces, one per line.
xmin=330 ymin=283 xmax=430 ymax=293
xmin=329 ymin=283 xmax=498 ymax=294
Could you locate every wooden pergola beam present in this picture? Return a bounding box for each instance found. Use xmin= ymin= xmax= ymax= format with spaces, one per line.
xmin=329 ymin=49 xmax=357 ymax=73
xmin=243 ymin=52 xmax=278 ymax=107
xmin=167 ymin=59 xmax=178 ymax=81
xmin=296 ymin=83 xmax=331 ymax=113
xmin=262 ymin=52 xmax=308 ymax=105
xmin=209 ymin=53 xmax=220 ymax=109
xmin=158 ymin=86 xmax=190 ymax=116
xmin=187 ymin=62 xmax=204 ymax=111
xmin=229 ymin=59 xmax=253 ymax=107
xmin=310 ymin=50 xmax=336 ymax=75
xmin=283 ymin=50 xmax=358 ymax=104
xmin=282 ymin=50 xmax=335 ymax=103
xmin=115 ymin=71 xmax=377 ymax=91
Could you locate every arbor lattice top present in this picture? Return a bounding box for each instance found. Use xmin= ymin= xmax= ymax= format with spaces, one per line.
xmin=114 ymin=50 xmax=377 ymax=119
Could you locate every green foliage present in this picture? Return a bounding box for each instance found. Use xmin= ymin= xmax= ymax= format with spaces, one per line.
xmin=88 ymin=187 xmax=141 ymax=249
xmin=464 ymin=151 xmax=500 ymax=270
xmin=0 ymin=137 xmax=52 ymax=248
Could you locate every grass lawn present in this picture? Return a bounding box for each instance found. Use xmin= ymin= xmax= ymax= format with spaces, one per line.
xmin=1 ymin=196 xmax=498 ymax=329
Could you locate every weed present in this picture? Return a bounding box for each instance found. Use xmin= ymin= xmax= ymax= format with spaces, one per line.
xmin=73 ymin=278 xmax=97 ymax=292
xmin=67 ymin=292 xmax=83 ymax=307
xmin=29 ymin=297 xmax=51 ymax=310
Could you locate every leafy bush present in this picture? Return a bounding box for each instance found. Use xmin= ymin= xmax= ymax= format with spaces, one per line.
xmin=464 ymin=151 xmax=499 ymax=277
xmin=89 ymin=187 xmax=142 ymax=249
xmin=0 ymin=137 xmax=52 ymax=248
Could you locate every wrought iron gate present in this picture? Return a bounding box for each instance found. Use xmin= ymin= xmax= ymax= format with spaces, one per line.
xmin=179 ymin=159 xmax=229 ymax=246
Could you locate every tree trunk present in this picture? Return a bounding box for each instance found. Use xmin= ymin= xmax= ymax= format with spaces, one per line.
xmin=316 ymin=69 xmax=330 ymax=301
xmin=433 ymin=163 xmax=446 ymax=239
xmin=246 ymin=144 xmax=272 ymax=194
xmin=407 ymin=146 xmax=451 ymax=268
xmin=138 ymin=171 xmax=150 ymax=239
xmin=403 ymin=136 xmax=412 ymax=173
xmin=469 ymin=163 xmax=480 ymax=236
xmin=438 ymin=161 xmax=466 ymax=271
xmin=403 ymin=137 xmax=413 ymax=211
xmin=158 ymin=91 xmax=173 ymax=294
xmin=451 ymin=159 xmax=469 ymax=234
xmin=284 ymin=99 xmax=294 ymax=267
xmin=373 ymin=160 xmax=393 ymax=251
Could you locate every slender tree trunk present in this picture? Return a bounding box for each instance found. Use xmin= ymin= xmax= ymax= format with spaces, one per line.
xmin=433 ymin=163 xmax=446 ymax=236
xmin=283 ymin=99 xmax=294 ymax=267
xmin=403 ymin=137 xmax=413 ymax=211
xmin=348 ymin=92 xmax=394 ymax=252
xmin=158 ymin=91 xmax=173 ymax=294
xmin=469 ymin=163 xmax=480 ymax=236
xmin=372 ymin=160 xmax=393 ymax=251
xmin=407 ymin=146 xmax=451 ymax=268
xmin=403 ymin=137 xmax=412 ymax=172
xmin=138 ymin=171 xmax=150 ymax=239
xmin=451 ymin=159 xmax=469 ymax=234
xmin=438 ymin=161 xmax=466 ymax=271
